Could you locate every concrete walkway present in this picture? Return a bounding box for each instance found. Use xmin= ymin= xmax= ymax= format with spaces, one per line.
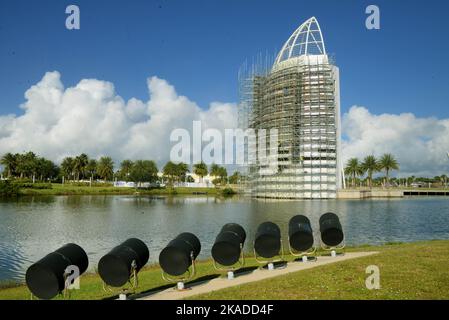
xmin=140 ymin=251 xmax=377 ymax=300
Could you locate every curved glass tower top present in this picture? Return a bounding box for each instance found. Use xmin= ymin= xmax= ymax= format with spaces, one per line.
xmin=273 ymin=17 xmax=326 ymax=67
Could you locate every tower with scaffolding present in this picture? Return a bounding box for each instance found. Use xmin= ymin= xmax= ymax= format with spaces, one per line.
xmin=238 ymin=17 xmax=343 ymax=199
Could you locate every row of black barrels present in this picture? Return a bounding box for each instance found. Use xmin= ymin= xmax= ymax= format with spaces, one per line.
xmin=26 ymin=212 xmax=343 ymax=299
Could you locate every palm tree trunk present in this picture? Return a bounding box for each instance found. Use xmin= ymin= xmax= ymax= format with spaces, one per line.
xmin=386 ymin=169 xmax=390 ymax=188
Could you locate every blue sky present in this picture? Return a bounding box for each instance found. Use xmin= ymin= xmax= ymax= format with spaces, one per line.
xmin=1 ymin=0 xmax=449 ymax=118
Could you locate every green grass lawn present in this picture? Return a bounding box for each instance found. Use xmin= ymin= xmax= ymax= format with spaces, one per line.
xmin=1 ymin=240 xmax=448 ymax=300
xmin=19 ymin=183 xmax=220 ymax=196
xmin=189 ymin=240 xmax=449 ymax=300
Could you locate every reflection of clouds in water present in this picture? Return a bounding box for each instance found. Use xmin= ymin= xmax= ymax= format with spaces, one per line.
xmin=1 ymin=196 xmax=449 ymax=283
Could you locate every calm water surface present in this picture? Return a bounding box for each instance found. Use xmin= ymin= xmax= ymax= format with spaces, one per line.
xmin=1 ymin=195 xmax=449 ymax=282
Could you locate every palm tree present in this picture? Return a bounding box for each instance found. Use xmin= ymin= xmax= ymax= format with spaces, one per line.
xmin=16 ymin=152 xmax=38 ymax=180
xmin=193 ymin=162 xmax=208 ymax=182
xmin=86 ymin=159 xmax=97 ymax=182
xmin=129 ymin=160 xmax=158 ymax=188
xmin=97 ymin=157 xmax=114 ymax=181
xmin=176 ymin=162 xmax=189 ymax=182
xmin=344 ymin=158 xmax=363 ymax=188
xmin=440 ymin=174 xmax=448 ymax=189
xmin=210 ymin=163 xmax=220 ymax=177
xmin=228 ymin=171 xmax=241 ymax=184
xmin=61 ymin=157 xmax=74 ymax=181
xmin=378 ymin=154 xmax=399 ymax=188
xmin=361 ymin=155 xmax=379 ymax=188
xmin=120 ymin=160 xmax=134 ymax=181
xmin=0 ymin=153 xmax=17 ymax=177
xmin=210 ymin=164 xmax=227 ymax=185
xmin=218 ymin=167 xmax=228 ymax=185
xmin=36 ymin=157 xmax=58 ymax=181
xmin=163 ymin=161 xmax=178 ymax=186
xmin=73 ymin=153 xmax=89 ymax=181
xmin=406 ymin=175 xmax=415 ymax=187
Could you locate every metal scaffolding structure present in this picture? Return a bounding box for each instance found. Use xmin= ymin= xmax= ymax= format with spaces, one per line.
xmin=238 ymin=17 xmax=342 ymax=199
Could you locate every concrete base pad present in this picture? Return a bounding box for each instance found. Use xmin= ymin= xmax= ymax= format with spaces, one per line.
xmin=140 ymin=251 xmax=377 ymax=300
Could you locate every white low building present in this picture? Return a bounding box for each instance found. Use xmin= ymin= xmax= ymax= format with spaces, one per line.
xmin=114 ymin=172 xmax=219 ymax=188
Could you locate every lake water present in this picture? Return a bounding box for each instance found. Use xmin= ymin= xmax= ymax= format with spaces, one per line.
xmin=1 ymin=195 xmax=449 ymax=283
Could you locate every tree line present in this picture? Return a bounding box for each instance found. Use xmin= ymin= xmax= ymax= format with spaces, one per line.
xmin=0 ymin=152 xmax=59 ymax=182
xmin=343 ymin=154 xmax=447 ymax=189
xmin=0 ymin=152 xmax=240 ymax=186
xmin=344 ymin=154 xmax=399 ymax=188
xmin=343 ymin=153 xmax=447 ymax=188
xmin=2 ymin=151 xmax=445 ymax=189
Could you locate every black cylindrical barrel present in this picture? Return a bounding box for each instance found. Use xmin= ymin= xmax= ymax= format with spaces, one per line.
xmin=98 ymin=238 xmax=149 ymax=287
xmin=25 ymin=243 xmax=88 ymax=300
xmin=254 ymin=222 xmax=281 ymax=258
xmin=319 ymin=212 xmax=344 ymax=247
xmin=211 ymin=223 xmax=246 ymax=266
xmin=289 ymin=215 xmax=314 ymax=252
xmin=159 ymin=232 xmax=201 ymax=276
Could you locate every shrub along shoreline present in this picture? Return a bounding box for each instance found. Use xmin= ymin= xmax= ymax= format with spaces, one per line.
xmin=0 ymin=181 xmax=235 ymax=196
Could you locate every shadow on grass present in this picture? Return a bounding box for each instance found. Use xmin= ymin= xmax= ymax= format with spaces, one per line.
xmin=293 ymin=256 xmax=318 ymax=262
xmin=125 ymin=274 xmax=221 ymax=300
xmin=261 ymin=261 xmax=288 ymax=270
xmin=234 ymin=266 xmax=258 ymax=276
xmin=319 ymin=252 xmax=345 ymax=257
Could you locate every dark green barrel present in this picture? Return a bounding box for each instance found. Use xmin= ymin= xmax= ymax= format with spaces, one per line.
xmin=159 ymin=232 xmax=201 ymax=276
xmin=254 ymin=222 xmax=281 ymax=258
xmin=211 ymin=223 xmax=246 ymax=266
xmin=26 ymin=243 xmax=88 ymax=299
xmin=289 ymin=215 xmax=314 ymax=252
xmin=98 ymin=238 xmax=149 ymax=287
xmin=319 ymin=212 xmax=344 ymax=247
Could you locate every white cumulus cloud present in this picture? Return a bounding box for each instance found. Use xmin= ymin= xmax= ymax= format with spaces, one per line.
xmin=342 ymin=106 xmax=449 ymax=177
xmin=0 ymin=71 xmax=238 ymax=167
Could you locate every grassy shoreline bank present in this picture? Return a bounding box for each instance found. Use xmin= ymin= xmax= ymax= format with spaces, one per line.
xmin=14 ymin=183 xmax=227 ymax=196
xmin=1 ymin=240 xmax=448 ymax=300
xmin=4 ymin=182 xmax=449 ymax=198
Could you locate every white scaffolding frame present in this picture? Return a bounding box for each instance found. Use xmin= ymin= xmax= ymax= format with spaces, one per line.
xmin=238 ymin=17 xmax=342 ymax=199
